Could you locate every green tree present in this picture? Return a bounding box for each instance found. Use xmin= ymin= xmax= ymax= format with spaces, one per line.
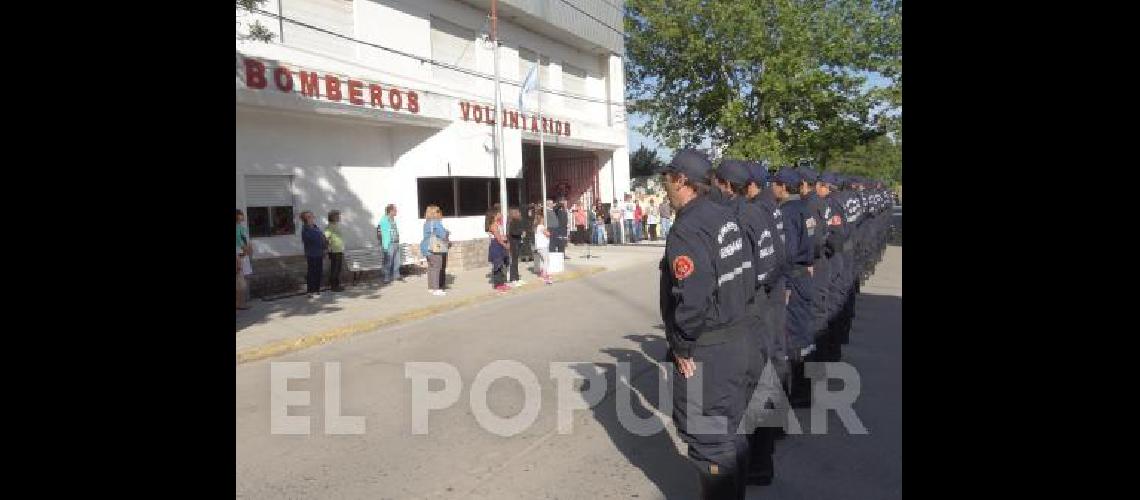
xmin=624 ymin=0 xmax=901 ymax=169
xmin=237 ymin=0 xmax=275 ymax=42
xmin=629 ymin=144 xmax=664 ymax=177
xmin=827 ymin=134 xmax=901 ymax=183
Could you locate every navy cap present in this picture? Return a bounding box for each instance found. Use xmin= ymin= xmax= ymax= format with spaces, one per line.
xmin=746 ymin=161 xmax=768 ymax=185
xmin=658 ymin=148 xmax=712 ymax=181
xmin=796 ymin=166 xmax=819 ymax=184
xmin=820 ymin=172 xmax=841 ymax=186
xmin=772 ymin=167 xmax=800 ymax=185
xmin=716 ymin=159 xmax=752 ymax=186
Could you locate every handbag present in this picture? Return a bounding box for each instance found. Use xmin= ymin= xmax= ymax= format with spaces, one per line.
xmin=428 ymin=222 xmax=448 ymax=253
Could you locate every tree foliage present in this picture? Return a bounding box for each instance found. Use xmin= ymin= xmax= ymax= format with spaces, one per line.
xmin=624 ymin=0 xmax=901 ymax=171
xmin=629 ymin=144 xmax=665 ymax=178
xmin=237 ymin=0 xmax=275 ymax=43
xmin=827 ymin=134 xmax=900 ymax=183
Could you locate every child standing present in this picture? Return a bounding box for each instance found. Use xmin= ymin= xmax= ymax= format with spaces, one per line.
xmin=532 ymin=211 xmax=554 ymax=285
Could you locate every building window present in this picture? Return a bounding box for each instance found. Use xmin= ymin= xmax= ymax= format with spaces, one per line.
xmin=245 ymin=175 xmax=296 ymax=237
xmin=281 ymin=0 xmax=354 ymax=58
xmin=417 ymin=177 xmax=456 ymax=219
xmin=417 ymin=177 xmax=522 ymax=219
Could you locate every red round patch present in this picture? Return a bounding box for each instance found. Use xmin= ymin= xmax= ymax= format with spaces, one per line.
xmin=673 ymin=255 xmax=695 ymax=280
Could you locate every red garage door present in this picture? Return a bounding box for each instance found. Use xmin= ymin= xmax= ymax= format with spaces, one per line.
xmin=524 ymin=153 xmax=600 ymax=208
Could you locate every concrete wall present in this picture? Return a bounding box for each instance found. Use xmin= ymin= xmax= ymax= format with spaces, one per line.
xmin=236 ymin=0 xmax=630 ymax=295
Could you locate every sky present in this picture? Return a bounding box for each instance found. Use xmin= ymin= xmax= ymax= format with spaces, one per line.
xmin=625 ymin=71 xmax=895 ymax=159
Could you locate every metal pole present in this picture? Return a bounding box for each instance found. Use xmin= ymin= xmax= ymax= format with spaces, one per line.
xmin=492 ymin=0 xmax=508 ymax=235
xmin=538 ymin=52 xmax=548 ymax=227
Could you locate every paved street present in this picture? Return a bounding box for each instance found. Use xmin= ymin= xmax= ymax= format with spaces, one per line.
xmin=237 ymin=228 xmax=901 ymax=499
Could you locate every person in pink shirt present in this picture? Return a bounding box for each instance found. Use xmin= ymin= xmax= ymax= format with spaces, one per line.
xmin=573 ymin=203 xmax=588 ymax=244
xmin=633 ymin=201 xmax=644 ymax=243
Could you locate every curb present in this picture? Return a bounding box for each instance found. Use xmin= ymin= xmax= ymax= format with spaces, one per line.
xmin=236 ymin=265 xmax=607 ymax=364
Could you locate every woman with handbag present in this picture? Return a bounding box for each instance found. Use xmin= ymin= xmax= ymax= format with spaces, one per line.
xmin=420 ymin=205 xmax=450 ymax=296
xmin=488 ymin=210 xmax=511 ymax=292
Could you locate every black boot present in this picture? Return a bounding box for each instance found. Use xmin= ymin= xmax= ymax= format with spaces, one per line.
xmin=698 ymin=463 xmax=740 ymax=500
xmin=746 ymin=428 xmax=776 ymax=485
xmin=787 ymin=359 xmax=812 ymax=408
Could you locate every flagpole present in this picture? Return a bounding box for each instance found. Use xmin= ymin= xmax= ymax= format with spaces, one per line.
xmin=538 ymin=51 xmax=548 ymax=227
xmin=491 ymin=0 xmax=508 ymax=236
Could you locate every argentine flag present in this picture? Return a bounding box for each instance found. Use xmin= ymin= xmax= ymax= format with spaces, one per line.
xmin=518 ymin=62 xmax=539 ymax=112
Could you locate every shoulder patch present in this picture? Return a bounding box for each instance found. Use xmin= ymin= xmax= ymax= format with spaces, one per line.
xmin=673 ymin=255 xmax=695 ymax=280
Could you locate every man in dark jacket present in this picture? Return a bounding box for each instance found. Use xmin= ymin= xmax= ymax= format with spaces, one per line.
xmin=300 ymin=211 xmax=327 ymax=299
xmin=550 ymin=199 xmax=569 ymax=254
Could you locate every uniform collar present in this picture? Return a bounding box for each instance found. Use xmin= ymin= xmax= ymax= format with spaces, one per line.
xmin=674 ymin=194 xmax=703 ymax=220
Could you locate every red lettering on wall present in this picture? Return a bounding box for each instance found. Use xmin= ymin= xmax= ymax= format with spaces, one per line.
xmin=563 ymin=122 xmax=570 ymax=136
xmin=370 ymin=85 xmax=385 ymax=107
xmin=272 ymin=67 xmax=293 ymax=92
xmin=388 ymin=89 xmax=403 ymax=110
xmin=473 ymin=106 xmax=484 ymax=123
xmin=554 ymin=121 xmax=563 ymax=135
xmin=484 ymin=105 xmax=495 ymax=125
xmin=347 ymin=80 xmax=364 ymax=105
xmin=460 ymin=101 xmax=471 ymax=120
xmin=325 ymin=75 xmax=342 ymax=101
xmin=508 ymin=111 xmax=518 ymax=129
xmin=299 ymin=72 xmax=320 ymax=97
xmin=244 ymin=59 xmax=267 ymax=89
xmin=407 ymin=92 xmax=420 ymax=113
xmin=531 ymin=116 xmax=539 ymax=132
xmin=542 ymin=118 xmax=549 ymax=133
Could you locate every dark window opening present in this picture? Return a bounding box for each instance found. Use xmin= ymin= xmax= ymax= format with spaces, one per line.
xmin=248 ymin=206 xmax=295 ymax=237
xmin=417 ymin=177 xmax=522 ymax=218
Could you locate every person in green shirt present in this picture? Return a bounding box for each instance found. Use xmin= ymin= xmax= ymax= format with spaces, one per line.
xmin=325 ymin=210 xmax=346 ymax=292
xmin=236 ymin=209 xmax=252 ymax=309
xmin=378 ymin=204 xmax=403 ymax=284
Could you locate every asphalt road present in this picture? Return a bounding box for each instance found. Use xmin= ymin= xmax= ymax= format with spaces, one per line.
xmin=237 ymin=233 xmax=902 ymax=499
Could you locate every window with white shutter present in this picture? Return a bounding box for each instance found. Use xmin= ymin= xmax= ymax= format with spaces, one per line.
xmin=281 ymin=0 xmax=354 ymax=59
xmin=245 ymin=176 xmax=296 ymax=237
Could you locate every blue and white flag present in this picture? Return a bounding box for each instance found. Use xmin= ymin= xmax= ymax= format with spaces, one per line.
xmin=518 ymin=62 xmax=538 ymax=111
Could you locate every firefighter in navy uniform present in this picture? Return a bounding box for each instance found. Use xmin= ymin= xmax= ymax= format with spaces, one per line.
xmin=713 ymin=159 xmax=784 ymax=486
xmin=658 ymin=149 xmax=756 ymax=500
xmin=771 ymin=168 xmax=817 ymax=408
xmin=852 ymin=178 xmax=869 ymax=289
xmin=747 ymin=162 xmax=789 ymax=375
xmin=795 ymin=166 xmax=831 ymax=376
xmin=747 ymin=161 xmax=791 ymax=443
xmin=837 ymin=175 xmax=863 ymax=347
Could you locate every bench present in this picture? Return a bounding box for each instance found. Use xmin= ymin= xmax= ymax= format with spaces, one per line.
xmin=344 ymin=247 xmax=385 ymax=286
xmin=400 ymin=243 xmax=421 ymax=266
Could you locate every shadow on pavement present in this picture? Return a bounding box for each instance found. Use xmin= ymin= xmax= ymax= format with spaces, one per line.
xmin=570 ymin=332 xmax=698 ymax=499
xmin=235 ymin=272 xmax=457 ymax=332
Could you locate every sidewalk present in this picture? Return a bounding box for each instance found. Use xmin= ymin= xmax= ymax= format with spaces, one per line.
xmin=235 ymin=243 xmax=664 ymax=363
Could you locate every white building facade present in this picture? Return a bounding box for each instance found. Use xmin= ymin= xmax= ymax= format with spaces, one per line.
xmin=236 ymin=0 xmax=630 ymax=293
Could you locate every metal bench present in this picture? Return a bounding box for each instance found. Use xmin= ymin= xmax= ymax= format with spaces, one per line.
xmin=400 ymin=243 xmax=421 ymax=266
xmin=344 ymin=247 xmax=384 ymax=286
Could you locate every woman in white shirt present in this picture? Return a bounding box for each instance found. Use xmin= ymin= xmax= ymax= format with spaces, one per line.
xmin=532 ymin=211 xmax=554 ymax=285
xmin=647 ymin=200 xmax=660 ymax=241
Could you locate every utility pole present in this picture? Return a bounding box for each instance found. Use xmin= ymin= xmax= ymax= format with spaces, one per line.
xmin=491 ymin=0 xmax=509 ymax=234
